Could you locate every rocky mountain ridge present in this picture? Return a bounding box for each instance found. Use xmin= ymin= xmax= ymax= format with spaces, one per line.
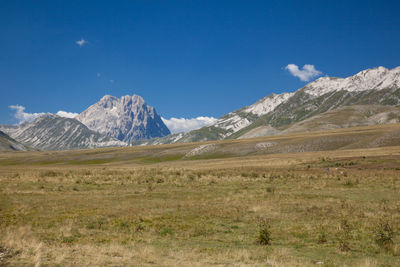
xmin=0 ymin=115 xmax=126 ymax=150
xmin=142 ymin=66 xmax=400 ymax=144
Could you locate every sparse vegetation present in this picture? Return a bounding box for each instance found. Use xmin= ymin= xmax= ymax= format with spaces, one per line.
xmin=0 ymin=140 xmax=400 ymax=265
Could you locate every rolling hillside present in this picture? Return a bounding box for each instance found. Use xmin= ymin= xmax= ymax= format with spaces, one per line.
xmin=237 ymin=105 xmax=400 ymax=139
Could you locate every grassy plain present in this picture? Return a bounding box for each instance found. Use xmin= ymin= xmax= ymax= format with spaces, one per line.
xmin=1 ymin=125 xmax=400 ymax=266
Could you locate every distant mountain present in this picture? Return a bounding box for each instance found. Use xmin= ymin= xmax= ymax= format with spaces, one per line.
xmin=0 ymin=130 xmax=30 ymax=151
xmin=77 ymin=94 xmax=171 ymax=143
xmin=0 ymin=115 xmax=126 ymax=150
xmin=140 ymin=66 xmax=400 ymax=144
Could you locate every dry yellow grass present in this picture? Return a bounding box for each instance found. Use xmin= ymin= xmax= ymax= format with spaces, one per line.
xmin=1 ymin=126 xmax=400 ymax=266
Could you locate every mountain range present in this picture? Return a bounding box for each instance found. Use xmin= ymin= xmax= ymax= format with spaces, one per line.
xmin=1 ymin=95 xmax=170 ymax=151
xmin=1 ymin=66 xmax=399 ymax=151
xmin=138 ymin=66 xmax=400 ymax=145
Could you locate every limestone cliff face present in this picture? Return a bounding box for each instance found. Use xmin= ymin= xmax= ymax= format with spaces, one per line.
xmin=77 ymin=94 xmax=171 ymax=142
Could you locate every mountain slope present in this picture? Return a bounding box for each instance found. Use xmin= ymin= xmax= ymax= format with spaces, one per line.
xmin=238 ymin=105 xmax=400 ymax=139
xmin=0 ymin=115 xmax=126 ymax=150
xmin=263 ymin=68 xmax=399 ymax=126
xmin=77 ymin=94 xmax=170 ymax=142
xmin=171 ymin=92 xmax=294 ymax=143
xmin=230 ymin=66 xmax=400 ymax=139
xmin=282 ymin=105 xmax=400 ymax=134
xmin=0 ymin=130 xmax=30 ymax=151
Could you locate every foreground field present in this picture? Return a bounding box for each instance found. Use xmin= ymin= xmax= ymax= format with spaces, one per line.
xmin=1 ymin=135 xmax=400 ymax=265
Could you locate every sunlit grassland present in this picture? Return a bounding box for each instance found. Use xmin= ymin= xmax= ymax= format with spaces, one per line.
xmin=0 ymin=144 xmax=400 ymax=266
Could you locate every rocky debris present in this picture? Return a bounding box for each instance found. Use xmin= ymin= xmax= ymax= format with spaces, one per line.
xmin=185 ymin=144 xmax=217 ymax=157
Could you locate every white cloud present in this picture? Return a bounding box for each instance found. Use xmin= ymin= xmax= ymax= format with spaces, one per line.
xmin=56 ymin=111 xmax=79 ymax=118
xmin=9 ymin=105 xmax=47 ymax=123
xmin=76 ymin=38 xmax=88 ymax=47
xmin=9 ymin=105 xmax=79 ymax=124
xmin=285 ymin=64 xmax=322 ymax=82
xmin=162 ymin=116 xmax=217 ymax=133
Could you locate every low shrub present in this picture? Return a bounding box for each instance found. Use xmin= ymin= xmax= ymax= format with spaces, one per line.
xmin=256 ymin=217 xmax=271 ymax=245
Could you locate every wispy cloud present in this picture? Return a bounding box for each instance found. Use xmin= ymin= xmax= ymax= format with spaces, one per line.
xmin=9 ymin=105 xmax=79 ymax=124
xmin=76 ymin=38 xmax=88 ymax=47
xmin=162 ymin=116 xmax=217 ymax=133
xmin=285 ymin=64 xmax=322 ymax=82
xmin=9 ymin=105 xmax=47 ymax=123
xmin=56 ymin=111 xmax=79 ymax=119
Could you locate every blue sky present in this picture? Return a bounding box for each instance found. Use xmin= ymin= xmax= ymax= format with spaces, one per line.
xmin=1 ymin=0 xmax=400 ymax=128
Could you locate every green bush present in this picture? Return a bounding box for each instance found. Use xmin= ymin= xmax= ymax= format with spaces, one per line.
xmin=256 ymin=217 xmax=271 ymax=245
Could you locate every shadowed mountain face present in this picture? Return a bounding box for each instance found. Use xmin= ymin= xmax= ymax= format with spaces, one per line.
xmin=0 ymin=130 xmax=29 ymax=151
xmin=0 ymin=115 xmax=126 ymax=150
xmin=77 ymin=94 xmax=171 ymax=143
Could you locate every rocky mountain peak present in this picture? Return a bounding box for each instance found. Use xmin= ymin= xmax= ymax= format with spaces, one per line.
xmin=77 ymin=94 xmax=170 ymax=142
xmin=99 ymin=95 xmax=118 ymax=109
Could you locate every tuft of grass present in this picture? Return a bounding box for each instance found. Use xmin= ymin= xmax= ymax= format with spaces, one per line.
xmin=316 ymin=225 xmax=328 ymax=244
xmin=374 ymin=219 xmax=395 ymax=251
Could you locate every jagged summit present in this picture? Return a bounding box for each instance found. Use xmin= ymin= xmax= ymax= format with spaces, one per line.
xmin=77 ymin=94 xmax=170 ymax=143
